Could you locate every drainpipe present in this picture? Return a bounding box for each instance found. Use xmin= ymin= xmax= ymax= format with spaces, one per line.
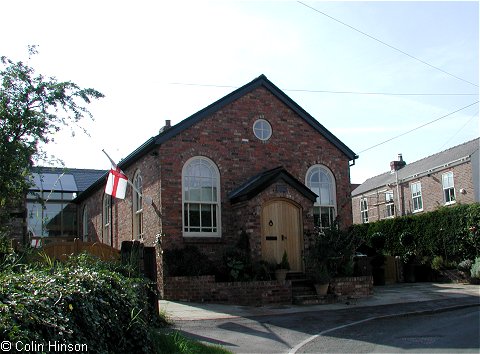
xmin=395 ymin=169 xmax=402 ymax=217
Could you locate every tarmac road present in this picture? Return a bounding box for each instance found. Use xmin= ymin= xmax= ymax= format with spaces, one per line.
xmin=296 ymin=306 xmax=479 ymax=353
xmin=161 ymin=283 xmax=480 ymax=354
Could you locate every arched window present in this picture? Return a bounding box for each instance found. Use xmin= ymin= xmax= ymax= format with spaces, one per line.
xmin=133 ymin=171 xmax=143 ymax=239
xmin=102 ymin=194 xmax=111 ymax=245
xmin=82 ymin=205 xmax=88 ymax=242
xmin=182 ymin=156 xmax=221 ymax=237
xmin=306 ymin=165 xmax=336 ymax=229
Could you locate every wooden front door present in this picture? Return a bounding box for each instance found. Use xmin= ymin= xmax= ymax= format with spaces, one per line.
xmin=261 ymin=199 xmax=303 ymax=272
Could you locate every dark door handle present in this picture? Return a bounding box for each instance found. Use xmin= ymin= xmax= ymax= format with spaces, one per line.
xmin=281 ymin=234 xmax=287 ymax=240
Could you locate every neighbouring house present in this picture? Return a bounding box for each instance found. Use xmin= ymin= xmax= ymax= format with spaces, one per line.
xmin=24 ymin=167 xmax=106 ymax=246
xmin=74 ymin=74 xmax=358 ymax=282
xmin=352 ymin=138 xmax=479 ymax=224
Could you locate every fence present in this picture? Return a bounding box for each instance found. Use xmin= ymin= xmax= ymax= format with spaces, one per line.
xmin=39 ymin=238 xmax=120 ymax=262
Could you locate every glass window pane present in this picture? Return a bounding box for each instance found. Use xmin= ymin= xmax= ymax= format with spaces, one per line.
xmin=27 ymin=202 xmax=43 ymax=237
xmin=62 ymin=203 xmax=77 ymax=236
xmin=60 ymin=174 xmax=78 ymax=191
xmin=201 ymin=205 xmax=212 ymax=229
xmin=189 ymin=203 xmax=200 ymax=228
xmin=201 ymin=186 xmax=213 ymax=201
xmin=44 ymin=203 xmax=62 ymax=237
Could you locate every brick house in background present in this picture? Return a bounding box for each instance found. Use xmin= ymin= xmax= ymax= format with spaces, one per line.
xmin=352 ymin=138 xmax=479 ymax=224
xmin=75 ymin=75 xmax=357 ymax=276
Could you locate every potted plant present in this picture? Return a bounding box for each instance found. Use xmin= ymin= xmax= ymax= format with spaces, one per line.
xmin=275 ymin=250 xmax=290 ymax=284
xmin=309 ymin=261 xmax=331 ymax=295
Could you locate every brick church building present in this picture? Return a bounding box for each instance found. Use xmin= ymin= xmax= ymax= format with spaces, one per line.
xmin=76 ymin=75 xmax=357 ymax=275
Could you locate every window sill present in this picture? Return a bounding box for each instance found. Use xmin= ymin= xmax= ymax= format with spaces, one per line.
xmin=444 ymin=201 xmax=456 ymax=206
xmin=413 ymin=209 xmax=423 ymax=214
xmin=183 ymin=236 xmax=224 ymax=244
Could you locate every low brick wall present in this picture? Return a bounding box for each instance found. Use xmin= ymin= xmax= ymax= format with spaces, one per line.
xmin=330 ymin=276 xmax=374 ymax=298
xmin=164 ymin=276 xmax=292 ymax=305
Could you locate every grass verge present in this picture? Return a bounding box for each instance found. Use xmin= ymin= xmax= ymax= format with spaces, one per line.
xmin=152 ymin=330 xmax=233 ymax=354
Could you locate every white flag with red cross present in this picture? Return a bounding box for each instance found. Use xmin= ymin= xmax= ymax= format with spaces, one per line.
xmin=103 ymin=150 xmax=128 ymax=199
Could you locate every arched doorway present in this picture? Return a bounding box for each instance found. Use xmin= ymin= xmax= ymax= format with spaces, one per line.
xmin=261 ymin=199 xmax=303 ymax=272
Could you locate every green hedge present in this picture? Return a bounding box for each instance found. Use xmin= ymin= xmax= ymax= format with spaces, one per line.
xmin=0 ymin=252 xmax=164 ymax=353
xmin=352 ymin=203 xmax=480 ymax=264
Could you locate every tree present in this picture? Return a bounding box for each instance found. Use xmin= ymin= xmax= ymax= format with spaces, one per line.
xmin=0 ymin=47 xmax=104 ymax=229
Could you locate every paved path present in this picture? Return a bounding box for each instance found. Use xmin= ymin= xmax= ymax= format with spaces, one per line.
xmin=159 ymin=282 xmax=480 ymax=321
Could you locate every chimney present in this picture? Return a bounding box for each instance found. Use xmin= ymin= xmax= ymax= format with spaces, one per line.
xmin=159 ymin=119 xmax=171 ymax=134
xmin=390 ymin=153 xmax=406 ymax=173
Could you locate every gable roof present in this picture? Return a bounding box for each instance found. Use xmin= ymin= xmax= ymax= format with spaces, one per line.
xmin=76 ymin=75 xmax=357 ymax=201
xmin=352 ymin=138 xmax=479 ymax=196
xmin=228 ymin=166 xmax=318 ymax=204
xmin=153 ymin=74 xmax=357 ymax=161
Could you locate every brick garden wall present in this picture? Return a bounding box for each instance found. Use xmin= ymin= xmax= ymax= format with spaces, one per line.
xmin=330 ymin=276 xmax=374 ymax=298
xmin=164 ymin=276 xmax=292 ymax=306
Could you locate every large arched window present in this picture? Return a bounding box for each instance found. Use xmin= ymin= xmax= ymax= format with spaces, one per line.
xmin=102 ymin=194 xmax=111 ymax=245
xmin=133 ymin=171 xmax=143 ymax=240
xmin=306 ymin=165 xmax=336 ymax=229
xmin=182 ymin=156 xmax=221 ymax=237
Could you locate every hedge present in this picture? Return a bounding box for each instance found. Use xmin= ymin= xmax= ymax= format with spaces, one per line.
xmin=0 ymin=252 xmax=165 ymax=354
xmin=352 ymin=203 xmax=480 ymax=264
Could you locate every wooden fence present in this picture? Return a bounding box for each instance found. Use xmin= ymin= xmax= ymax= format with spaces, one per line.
xmin=39 ymin=238 xmax=120 ymax=262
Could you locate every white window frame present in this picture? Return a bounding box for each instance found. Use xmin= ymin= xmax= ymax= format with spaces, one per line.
xmin=385 ymin=191 xmax=395 ymax=218
xmin=360 ymin=198 xmax=369 ymax=223
xmin=305 ymin=165 xmax=337 ymax=229
xmin=253 ymin=118 xmax=272 ymax=141
xmin=442 ymin=171 xmax=456 ymax=205
xmin=82 ymin=205 xmax=88 ymax=242
xmin=411 ymin=182 xmax=423 ymax=213
xmin=182 ymin=156 xmax=221 ymax=237
xmin=103 ymin=194 xmax=111 ymax=245
xmin=132 ymin=170 xmax=143 ymax=240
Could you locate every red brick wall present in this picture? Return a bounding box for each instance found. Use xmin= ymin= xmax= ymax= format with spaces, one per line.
xmin=159 ymin=86 xmax=352 ymax=255
xmin=79 ymin=153 xmax=162 ymax=249
xmin=330 ymin=276 xmax=373 ymax=298
xmin=164 ymin=276 xmax=292 ymax=305
xmin=79 ymin=86 xmax=353 ymax=265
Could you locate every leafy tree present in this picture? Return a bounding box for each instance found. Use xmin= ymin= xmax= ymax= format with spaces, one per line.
xmin=0 ymin=47 xmax=103 ymax=228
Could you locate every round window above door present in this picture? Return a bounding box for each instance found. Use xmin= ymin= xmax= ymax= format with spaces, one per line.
xmin=253 ymin=118 xmax=272 ymax=141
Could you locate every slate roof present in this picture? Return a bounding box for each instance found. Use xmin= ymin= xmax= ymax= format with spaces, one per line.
xmin=76 ymin=74 xmax=357 ymax=201
xmin=30 ymin=167 xmax=107 ymax=193
xmin=228 ymin=166 xmax=318 ymax=204
xmin=352 ymin=138 xmax=479 ymax=196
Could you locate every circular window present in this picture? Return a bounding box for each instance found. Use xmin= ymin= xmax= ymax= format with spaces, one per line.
xmin=253 ymin=119 xmax=272 ymax=141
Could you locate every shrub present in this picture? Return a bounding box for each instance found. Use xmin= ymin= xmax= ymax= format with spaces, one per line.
xmin=351 ymin=203 xmax=480 ymax=264
xmin=471 ymin=257 xmax=480 ymax=279
xmin=458 ymin=259 xmax=473 ymax=272
xmin=0 ymin=252 xmax=165 ymax=353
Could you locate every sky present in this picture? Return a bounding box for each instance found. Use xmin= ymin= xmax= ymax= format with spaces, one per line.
xmin=1 ymin=0 xmax=478 ymax=184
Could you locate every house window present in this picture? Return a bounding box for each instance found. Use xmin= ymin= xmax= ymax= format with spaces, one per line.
xmin=360 ymin=198 xmax=369 ymax=223
xmin=253 ymin=118 xmax=272 ymax=141
xmin=26 ymin=191 xmax=77 ymax=238
xmin=133 ymin=171 xmax=143 ymax=240
xmin=385 ymin=191 xmax=395 ymax=218
xmin=411 ymin=182 xmax=423 ymax=212
xmin=442 ymin=171 xmax=456 ymax=204
xmin=182 ymin=156 xmax=221 ymax=237
xmin=82 ymin=205 xmax=88 ymax=242
xmin=103 ymin=195 xmax=111 ymax=245
xmin=306 ymin=165 xmax=336 ymax=229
